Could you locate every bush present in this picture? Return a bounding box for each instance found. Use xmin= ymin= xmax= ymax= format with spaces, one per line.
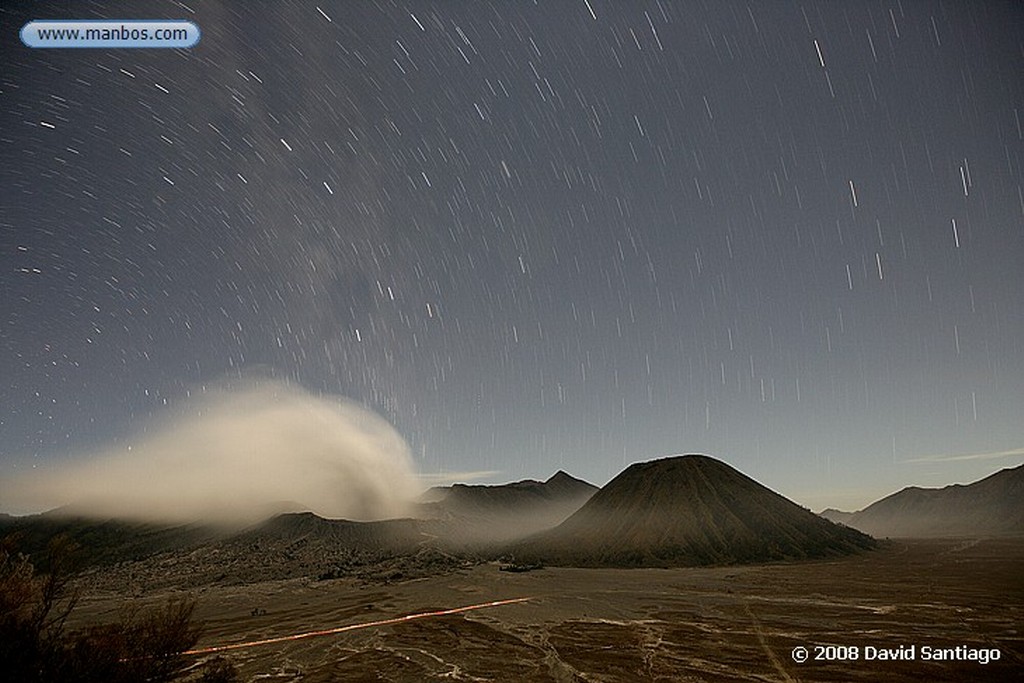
xmin=197 ymin=656 xmax=239 ymax=682
xmin=0 ymin=533 xmax=79 ymax=680
xmin=0 ymin=533 xmax=235 ymax=682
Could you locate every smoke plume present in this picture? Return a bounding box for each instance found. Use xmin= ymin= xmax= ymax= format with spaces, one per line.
xmin=1 ymin=382 xmax=419 ymax=524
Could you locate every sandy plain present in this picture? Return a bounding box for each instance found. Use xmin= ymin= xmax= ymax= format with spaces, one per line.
xmin=67 ymin=537 xmax=1022 ymax=682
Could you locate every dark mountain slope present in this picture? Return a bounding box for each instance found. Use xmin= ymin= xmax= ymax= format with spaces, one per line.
xmin=0 ymin=512 xmax=218 ymax=570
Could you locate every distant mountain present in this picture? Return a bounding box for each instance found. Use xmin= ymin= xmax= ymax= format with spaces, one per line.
xmin=819 ymin=508 xmax=854 ymax=525
xmin=834 ymin=464 xmax=1024 ymax=538
xmin=0 ymin=470 xmax=595 ymax=581
xmin=49 ymin=512 xmax=465 ymax=591
xmin=415 ymin=471 xmax=597 ymax=545
xmin=421 ymin=471 xmax=596 ymax=513
xmin=0 ymin=512 xmax=218 ymax=569
xmin=242 ymin=511 xmax=425 ymax=551
xmin=0 ymin=498 xmax=322 ymax=570
xmin=514 ymin=454 xmax=875 ymax=567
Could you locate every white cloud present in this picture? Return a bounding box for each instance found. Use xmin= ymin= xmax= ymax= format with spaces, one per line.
xmin=903 ymin=446 xmax=1024 ymax=464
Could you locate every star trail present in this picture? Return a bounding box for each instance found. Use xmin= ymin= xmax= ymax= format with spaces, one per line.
xmin=2 ymin=1 xmax=1023 ymax=511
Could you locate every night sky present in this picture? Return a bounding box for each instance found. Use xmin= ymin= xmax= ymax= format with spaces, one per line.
xmin=3 ymin=1 xmax=1023 ymax=511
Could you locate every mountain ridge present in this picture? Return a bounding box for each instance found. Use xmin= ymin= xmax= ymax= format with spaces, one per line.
xmin=823 ymin=463 xmax=1024 ymax=537
xmin=414 ymin=470 xmax=597 ymax=546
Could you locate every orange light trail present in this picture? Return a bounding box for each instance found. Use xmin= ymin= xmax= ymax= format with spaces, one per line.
xmin=183 ymin=596 xmax=531 ymax=656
